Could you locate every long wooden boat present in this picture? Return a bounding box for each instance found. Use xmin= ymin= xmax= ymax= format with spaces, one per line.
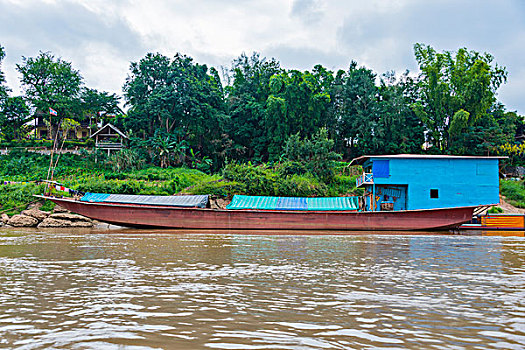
xmin=36 ymin=195 xmax=475 ymax=231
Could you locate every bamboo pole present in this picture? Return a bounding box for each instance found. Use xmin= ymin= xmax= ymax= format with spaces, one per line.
xmin=45 ymin=118 xmax=62 ymax=194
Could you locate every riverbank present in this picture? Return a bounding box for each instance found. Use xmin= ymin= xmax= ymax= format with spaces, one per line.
xmin=0 ymin=202 xmax=95 ymax=228
xmin=1 ymin=150 xmax=524 ymax=223
xmin=0 ymin=150 xmax=361 ymax=218
xmin=498 ymin=195 xmax=525 ymax=213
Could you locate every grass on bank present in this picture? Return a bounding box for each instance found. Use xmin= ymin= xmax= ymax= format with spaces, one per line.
xmin=500 ymin=179 xmax=525 ymax=208
xmin=0 ymin=151 xmax=361 ymax=215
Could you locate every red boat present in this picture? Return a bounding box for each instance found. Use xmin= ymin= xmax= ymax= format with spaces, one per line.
xmin=36 ymin=195 xmax=475 ymax=231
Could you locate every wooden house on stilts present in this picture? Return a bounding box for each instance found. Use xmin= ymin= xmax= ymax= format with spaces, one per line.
xmin=90 ymin=123 xmax=128 ymax=156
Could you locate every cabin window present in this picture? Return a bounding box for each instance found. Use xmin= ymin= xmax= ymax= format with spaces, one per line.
xmin=430 ymin=189 xmax=439 ymax=199
xmin=372 ymin=160 xmax=390 ymax=178
xmin=476 ymin=162 xmax=491 ymax=175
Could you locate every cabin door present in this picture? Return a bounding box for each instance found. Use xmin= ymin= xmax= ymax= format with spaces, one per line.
xmin=376 ymin=185 xmax=407 ymax=211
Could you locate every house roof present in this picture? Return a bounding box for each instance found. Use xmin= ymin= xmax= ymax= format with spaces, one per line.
xmin=90 ymin=123 xmax=128 ymax=139
xmin=349 ymin=154 xmax=507 ymax=166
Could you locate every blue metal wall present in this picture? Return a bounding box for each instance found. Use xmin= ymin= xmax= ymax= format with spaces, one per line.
xmin=364 ymin=157 xmax=500 ymax=210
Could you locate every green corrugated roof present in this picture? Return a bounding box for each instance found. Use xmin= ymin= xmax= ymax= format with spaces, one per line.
xmin=306 ymin=197 xmax=359 ymax=211
xmin=227 ymin=195 xmax=359 ymax=211
xmin=226 ymin=195 xmax=279 ymax=210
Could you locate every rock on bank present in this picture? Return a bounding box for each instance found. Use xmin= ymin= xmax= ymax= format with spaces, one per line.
xmin=1 ymin=203 xmax=94 ymax=228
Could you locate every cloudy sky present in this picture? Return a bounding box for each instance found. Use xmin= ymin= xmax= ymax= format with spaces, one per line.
xmin=1 ymin=0 xmax=524 ymax=114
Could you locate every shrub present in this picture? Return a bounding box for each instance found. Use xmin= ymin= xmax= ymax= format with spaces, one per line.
xmin=106 ymin=149 xmax=146 ymax=172
xmin=74 ymin=177 xmax=117 ymax=194
xmin=222 ymin=162 xmax=360 ymax=197
xmin=187 ymin=180 xmax=246 ymax=197
xmin=117 ymin=179 xmax=143 ymax=194
xmin=280 ymin=175 xmax=328 ymax=197
xmin=500 ymin=180 xmax=525 ymax=208
xmin=282 ymin=128 xmax=342 ymax=181
xmin=488 ymin=206 xmax=504 ymax=214
xmin=326 ymin=174 xmax=361 ymax=196
xmin=276 ymin=161 xmax=308 ymax=177
xmin=223 ymin=163 xmax=278 ymax=196
xmin=0 ymin=183 xmax=44 ymax=215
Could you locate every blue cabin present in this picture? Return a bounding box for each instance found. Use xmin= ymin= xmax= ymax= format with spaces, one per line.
xmin=350 ymin=155 xmax=503 ymax=211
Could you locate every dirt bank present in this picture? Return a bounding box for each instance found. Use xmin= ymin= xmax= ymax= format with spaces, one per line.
xmin=498 ymin=195 xmax=525 ymax=214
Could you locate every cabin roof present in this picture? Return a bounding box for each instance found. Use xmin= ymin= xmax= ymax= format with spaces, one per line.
xmin=90 ymin=123 xmax=128 ymax=139
xmin=349 ymin=154 xmax=507 ymax=166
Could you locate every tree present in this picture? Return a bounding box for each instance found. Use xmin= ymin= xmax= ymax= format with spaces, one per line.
xmin=148 ymin=130 xmax=179 ymax=168
xmin=226 ymin=52 xmax=282 ymax=103
xmin=374 ymin=72 xmax=424 ymax=154
xmin=331 ymin=61 xmax=380 ymax=157
xmin=123 ymin=53 xmax=170 ymax=137
xmin=413 ymin=43 xmax=508 ymax=152
xmin=0 ymin=96 xmax=30 ymax=140
xmin=264 ymin=66 xmax=333 ymax=160
xmin=492 ymin=103 xmax=519 ymax=143
xmin=225 ymin=52 xmax=283 ymax=161
xmin=16 ymin=52 xmax=83 ymax=139
xmin=449 ymin=104 xmax=520 ymax=155
xmin=80 ymin=88 xmax=121 ymax=127
xmin=123 ymin=53 xmax=226 ymax=159
xmin=0 ymin=45 xmax=8 ymax=100
xmin=282 ymin=128 xmax=341 ymax=181
xmin=0 ymin=46 xmax=31 ymax=141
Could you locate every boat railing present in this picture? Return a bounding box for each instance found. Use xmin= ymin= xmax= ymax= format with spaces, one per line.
xmin=356 ymin=173 xmax=373 ymax=187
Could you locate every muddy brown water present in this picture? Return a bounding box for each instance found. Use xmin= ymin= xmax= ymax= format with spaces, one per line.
xmin=0 ymin=228 xmax=524 ymax=349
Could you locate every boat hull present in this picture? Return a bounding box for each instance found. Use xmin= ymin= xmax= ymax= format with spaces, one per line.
xmin=38 ymin=196 xmax=475 ymax=231
xmin=459 ymin=214 xmax=525 ymax=231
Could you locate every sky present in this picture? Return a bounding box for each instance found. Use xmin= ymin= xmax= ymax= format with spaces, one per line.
xmin=1 ymin=0 xmax=524 ymax=114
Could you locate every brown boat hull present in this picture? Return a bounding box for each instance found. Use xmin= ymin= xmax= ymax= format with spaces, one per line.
xmin=39 ymin=196 xmax=475 ymax=231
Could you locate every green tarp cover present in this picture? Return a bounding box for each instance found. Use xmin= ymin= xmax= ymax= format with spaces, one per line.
xmin=227 ymin=195 xmax=359 ymax=211
xmin=306 ymin=197 xmax=359 ymax=211
xmin=226 ymin=195 xmax=279 ymax=210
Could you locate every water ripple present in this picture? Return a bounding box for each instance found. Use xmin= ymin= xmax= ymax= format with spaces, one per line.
xmin=0 ymin=231 xmax=523 ymax=349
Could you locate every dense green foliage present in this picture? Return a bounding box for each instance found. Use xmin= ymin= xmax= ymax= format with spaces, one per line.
xmin=122 ymin=53 xmax=225 ymax=167
xmin=1 ymin=43 xmax=524 ymax=168
xmin=0 ymin=148 xmax=360 ymax=213
xmin=0 ymin=50 xmax=121 ymax=143
xmin=223 ymin=162 xmax=359 ymax=197
xmin=412 ymin=44 xmax=514 ymax=155
xmin=488 ymin=206 xmax=504 ymax=214
xmin=0 ymin=183 xmax=45 ymax=215
xmin=282 ymin=128 xmax=341 ymax=181
xmin=117 ymin=45 xmax=522 ymax=166
xmin=0 ymin=96 xmax=30 ymax=141
xmin=16 ymin=52 xmax=84 ymax=137
xmin=500 ymin=180 xmax=525 ymax=208
xmin=0 ymin=43 xmax=524 ymax=215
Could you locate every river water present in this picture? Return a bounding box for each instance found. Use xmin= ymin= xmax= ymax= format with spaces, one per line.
xmin=0 ymin=229 xmax=524 ymax=349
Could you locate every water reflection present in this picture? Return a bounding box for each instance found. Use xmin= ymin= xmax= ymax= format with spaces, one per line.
xmin=483 ymin=230 xmax=525 ymax=237
xmin=0 ymin=229 xmax=523 ymax=349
